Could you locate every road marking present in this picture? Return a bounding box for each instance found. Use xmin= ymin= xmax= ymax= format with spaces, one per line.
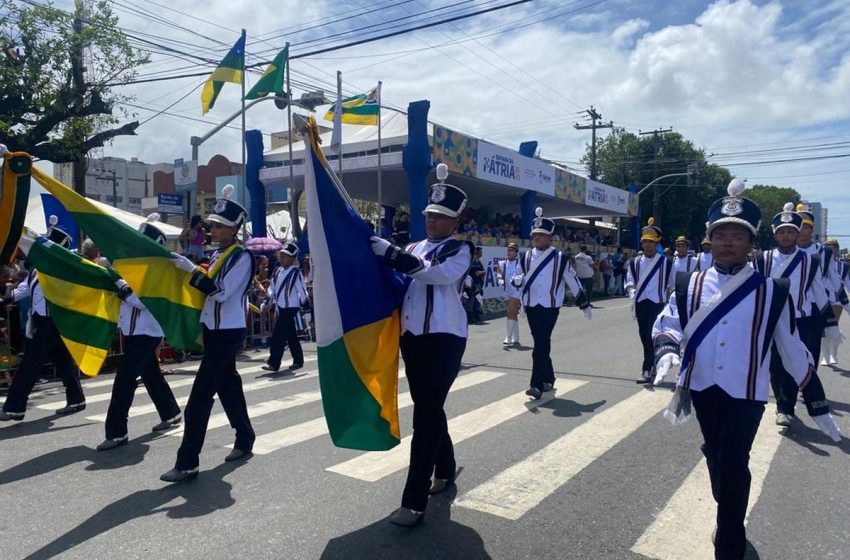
xmin=630 ymin=422 xmax=784 ymax=560
xmin=250 ymin=370 xmax=503 ymax=454
xmin=85 ymin=369 xmax=319 ymax=421
xmin=166 ymin=392 xmax=323 ymax=437
xmin=325 ymin=379 xmax=586 ymax=482
xmin=454 ymin=388 xmax=669 ymax=520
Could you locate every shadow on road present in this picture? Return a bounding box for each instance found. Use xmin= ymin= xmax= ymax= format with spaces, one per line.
xmin=784 ymin=420 xmax=850 ymax=456
xmin=320 ymin=485 xmax=491 ymax=560
xmin=0 ymin=415 xmax=93 ymax=442
xmin=537 ymin=398 xmax=607 ymax=419
xmin=22 ymin=461 xmax=242 ymax=560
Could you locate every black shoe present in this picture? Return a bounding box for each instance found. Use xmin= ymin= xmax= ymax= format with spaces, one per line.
xmin=0 ymin=411 xmax=25 ymax=421
xmin=287 ymin=362 xmax=304 ymax=371
xmin=56 ymin=401 xmax=86 ymax=415
xmin=635 ymin=371 xmax=652 ymax=384
xmin=428 ymin=476 xmax=455 ymax=495
xmin=542 ymin=382 xmax=554 ymax=392
xmin=224 ymin=448 xmax=253 ymax=462
xmin=96 ymin=436 xmax=129 ymax=451
xmin=160 ymin=468 xmax=199 ymax=483
xmin=261 ymin=364 xmax=279 ymax=372
xmin=151 ymin=414 xmax=182 ymax=432
xmin=389 ymin=507 xmax=424 ymax=527
xmin=525 ymin=387 xmax=543 ymax=400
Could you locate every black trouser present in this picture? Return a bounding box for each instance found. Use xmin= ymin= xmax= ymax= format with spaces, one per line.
xmin=580 ymin=277 xmax=593 ymax=302
xmin=267 ymin=307 xmax=303 ymax=370
xmin=175 ymin=327 xmax=254 ymax=470
xmin=104 ymin=335 xmax=180 ymax=439
xmin=691 ymin=385 xmax=764 ymax=560
xmin=525 ymin=305 xmax=560 ymax=390
xmin=635 ymin=299 xmax=666 ymax=372
xmin=399 ymin=332 xmax=466 ymax=512
xmin=769 ymin=315 xmax=829 ymax=417
xmin=3 ymin=314 xmax=83 ymax=415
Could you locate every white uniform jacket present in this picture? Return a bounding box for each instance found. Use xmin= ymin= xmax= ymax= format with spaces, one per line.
xmin=753 ymin=248 xmax=830 ymax=319
xmin=119 ymin=294 xmax=164 ymax=338
xmin=400 ymin=238 xmax=472 ymax=338
xmin=269 ymin=265 xmax=308 ymax=310
xmin=194 ymin=248 xmax=253 ymax=330
xmin=672 ymin=254 xmax=697 ymax=275
xmin=12 ymin=269 xmax=48 ymax=316
xmin=514 ymin=248 xmax=588 ymax=309
xmin=652 ymin=266 xmax=815 ymax=402
xmin=624 ymin=253 xmax=675 ymax=304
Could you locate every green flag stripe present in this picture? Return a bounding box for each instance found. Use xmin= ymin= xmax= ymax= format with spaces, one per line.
xmin=30 ymin=240 xmax=119 ymax=291
xmin=48 ymin=304 xmax=116 ymax=350
xmin=341 ymin=104 xmax=379 ymax=116
xmin=63 ymin=212 xmax=171 ymax=260
xmin=143 ymin=297 xmax=202 ymax=351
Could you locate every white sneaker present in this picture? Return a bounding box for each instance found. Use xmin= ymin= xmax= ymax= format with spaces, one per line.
xmin=503 ymin=338 xmax=511 ymax=345
xmin=820 ymin=356 xmax=828 ymax=366
xmin=828 ymin=354 xmax=837 ymax=365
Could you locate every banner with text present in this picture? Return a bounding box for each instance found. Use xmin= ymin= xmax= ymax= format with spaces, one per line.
xmin=476 ymin=140 xmax=555 ymax=196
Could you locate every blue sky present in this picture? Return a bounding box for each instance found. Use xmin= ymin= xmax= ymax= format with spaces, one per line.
xmin=36 ymin=0 xmax=850 ymax=238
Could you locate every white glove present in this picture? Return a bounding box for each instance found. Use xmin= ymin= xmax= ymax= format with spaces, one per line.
xmin=824 ymin=325 xmax=845 ymax=344
xmin=511 ymin=274 xmax=524 ymax=288
xmin=812 ymin=413 xmax=842 ymax=442
xmin=582 ymin=306 xmax=592 ymax=320
xmin=497 ymin=278 xmax=504 ymax=287
xmin=654 ymin=353 xmax=681 ymax=385
xmin=628 ymin=288 xmax=636 ymax=300
xmin=370 ymin=236 xmax=391 ymax=257
xmin=170 ymin=251 xmax=196 ymax=273
xmin=16 ymin=235 xmax=34 ymax=256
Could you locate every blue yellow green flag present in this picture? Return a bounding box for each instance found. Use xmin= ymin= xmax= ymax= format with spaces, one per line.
xmin=201 ymin=32 xmax=246 ymax=114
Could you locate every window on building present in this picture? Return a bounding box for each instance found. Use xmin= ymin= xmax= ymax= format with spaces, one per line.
xmin=88 ymin=193 xmax=101 ymax=201
xmin=129 ymin=197 xmax=142 ymax=205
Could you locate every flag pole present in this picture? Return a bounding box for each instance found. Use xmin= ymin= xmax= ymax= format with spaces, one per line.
xmin=336 ymin=70 xmax=343 ymax=180
xmin=240 ymin=28 xmax=248 ymax=240
xmin=285 ymin=42 xmax=295 ymax=239
xmin=377 ymin=80 xmax=383 ymax=236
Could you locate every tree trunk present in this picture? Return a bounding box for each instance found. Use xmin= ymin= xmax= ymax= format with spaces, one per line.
xmin=72 ymin=160 xmax=86 ymax=195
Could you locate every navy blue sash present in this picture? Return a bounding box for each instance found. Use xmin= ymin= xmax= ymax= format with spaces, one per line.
xmin=778 ymin=250 xmax=804 ymax=279
xmin=635 ymin=255 xmax=665 ymax=301
xmin=522 ymin=250 xmax=558 ymax=295
xmin=680 ymin=273 xmax=762 ymax=370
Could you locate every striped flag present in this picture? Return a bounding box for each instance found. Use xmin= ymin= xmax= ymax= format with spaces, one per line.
xmin=303 ymin=116 xmax=403 ymax=451
xmin=0 ymin=152 xmax=32 ymax=263
xmin=26 ymin=236 xmax=121 ymax=376
xmin=30 ymin=168 xmax=205 ymax=352
xmin=323 ymin=86 xmax=380 ymax=126
xmin=245 ymin=46 xmax=287 ymax=100
xmin=201 ymin=32 xmax=246 ymax=114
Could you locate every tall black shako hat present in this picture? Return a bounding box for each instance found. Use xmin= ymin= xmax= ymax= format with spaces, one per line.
xmin=46 ymin=214 xmax=72 ymax=248
xmin=139 ymin=213 xmax=168 ymax=245
xmin=706 ymin=178 xmax=761 ymax=236
xmin=771 ymin=202 xmax=802 ymax=232
xmin=424 ymin=163 xmax=467 ymax=218
xmin=207 ymin=184 xmax=246 ymax=229
xmin=530 ymin=207 xmax=556 ymax=236
xmin=280 ymin=241 xmax=298 ymax=257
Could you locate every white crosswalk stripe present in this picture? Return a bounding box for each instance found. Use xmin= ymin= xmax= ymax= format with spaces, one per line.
xmin=454 ymin=388 xmax=669 ymax=520
xmin=249 ymin=370 xmax=503 ymax=455
xmin=325 ymin=379 xmax=587 ymax=482
xmin=630 ymin=422 xmax=784 ymax=560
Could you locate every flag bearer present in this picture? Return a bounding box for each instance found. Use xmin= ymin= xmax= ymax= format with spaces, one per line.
xmin=370 ymin=164 xmax=472 ymax=527
xmin=160 ymin=185 xmax=256 ymax=483
xmin=97 ymin=215 xmax=182 ymax=450
xmin=653 ymin=179 xmax=842 ymax=560
xmin=262 ymin=241 xmax=308 ymax=373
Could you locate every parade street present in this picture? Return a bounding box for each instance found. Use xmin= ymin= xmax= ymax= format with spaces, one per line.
xmin=2 ymin=299 xmax=849 ymax=560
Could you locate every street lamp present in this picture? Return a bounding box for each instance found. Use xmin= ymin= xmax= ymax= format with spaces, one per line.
xmin=636 ymin=163 xmax=700 ymax=219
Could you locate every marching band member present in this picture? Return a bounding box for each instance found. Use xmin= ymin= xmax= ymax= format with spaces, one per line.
xmin=370 ymin=164 xmax=472 ymax=527
xmin=262 ymin=241 xmax=307 ymax=373
xmin=97 ymin=215 xmax=181 ymax=450
xmin=672 ymin=235 xmax=697 ymax=275
xmin=624 ymin=217 xmax=674 ymax=384
xmin=753 ymin=203 xmax=842 ymax=427
xmin=511 ymin=208 xmax=591 ymax=400
xmin=160 ymin=185 xmax=256 ymax=483
xmin=695 ymin=238 xmax=714 ymax=271
xmin=653 ymin=179 xmax=841 ymax=560
xmin=497 ymin=242 xmax=522 ymax=347
xmin=0 ymin=221 xmax=85 ymax=421
xmin=821 ymin=238 xmax=846 ymax=364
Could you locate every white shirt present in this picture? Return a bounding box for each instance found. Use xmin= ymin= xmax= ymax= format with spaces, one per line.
xmin=624 ymin=254 xmax=675 ymax=304
xmin=269 ymin=265 xmax=307 ymax=309
xmin=653 ymin=266 xmax=814 ymax=401
xmin=695 ymin=251 xmax=714 ymax=271
xmin=119 ymin=294 xmax=164 ymax=337
xmin=401 ymin=239 xmax=472 ymax=338
xmin=800 ymin=243 xmax=842 ymax=305
xmin=755 ymin=248 xmax=829 ymax=318
xmin=12 ymin=270 xmax=48 ymax=316
xmin=517 ymin=247 xmax=586 ymax=308
xmin=199 ymin=248 xmax=252 ymax=330
xmin=573 ymin=252 xmax=595 ymax=279
xmin=673 ymin=254 xmax=697 ymax=275
xmin=498 ymin=258 xmax=522 ymax=299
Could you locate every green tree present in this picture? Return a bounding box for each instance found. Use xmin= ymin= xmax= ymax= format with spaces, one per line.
xmin=0 ymin=0 xmax=148 ymax=192
xmin=745 ymin=184 xmax=801 ymax=249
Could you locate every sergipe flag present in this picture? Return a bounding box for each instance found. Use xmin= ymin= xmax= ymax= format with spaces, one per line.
xmin=302 ymin=115 xmax=403 ymax=451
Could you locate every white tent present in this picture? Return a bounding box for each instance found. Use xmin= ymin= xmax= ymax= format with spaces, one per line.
xmin=25 ymin=181 xmax=184 ymax=240
xmin=244 ymin=207 xmax=306 ymax=240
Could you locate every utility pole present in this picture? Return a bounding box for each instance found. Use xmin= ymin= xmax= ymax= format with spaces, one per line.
xmin=574 ymin=106 xmax=613 ymax=181
xmin=639 ymin=128 xmax=673 ymax=220
xmin=71 ymin=1 xmax=87 ymax=196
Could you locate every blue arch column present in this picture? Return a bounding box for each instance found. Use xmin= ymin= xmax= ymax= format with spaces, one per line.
xmin=245 ymin=129 xmax=266 ymax=238
xmin=403 ymin=100 xmax=431 ymax=241
xmin=518 ymin=140 xmax=538 ymax=240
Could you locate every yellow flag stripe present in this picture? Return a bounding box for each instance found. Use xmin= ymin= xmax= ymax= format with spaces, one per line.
xmin=62 ymin=337 xmax=108 ymax=378
xmin=37 ymin=271 xmax=120 ymax=322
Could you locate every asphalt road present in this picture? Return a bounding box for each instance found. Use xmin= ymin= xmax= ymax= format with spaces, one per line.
xmin=1 ymin=297 xmax=849 ymax=560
